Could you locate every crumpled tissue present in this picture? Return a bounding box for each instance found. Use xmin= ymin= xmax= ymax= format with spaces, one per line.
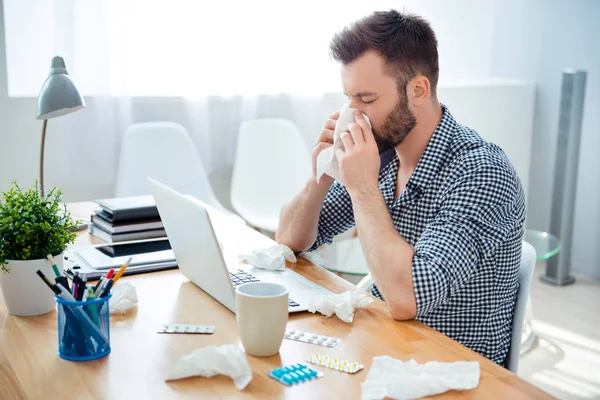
xmin=361 ymin=356 xmax=480 ymax=400
xmin=166 ymin=344 xmax=252 ymax=390
xmin=308 ymin=290 xmax=373 ymax=323
xmin=109 ymin=282 xmax=138 ymax=314
xmin=316 ymin=104 xmax=371 ymax=183
xmin=239 ymin=244 xmax=296 ymax=271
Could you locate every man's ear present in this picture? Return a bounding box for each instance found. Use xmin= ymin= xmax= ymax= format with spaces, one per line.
xmin=409 ymin=75 xmax=430 ymax=106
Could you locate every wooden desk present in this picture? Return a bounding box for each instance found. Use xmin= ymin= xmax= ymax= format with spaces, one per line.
xmin=0 ymin=202 xmax=551 ymax=399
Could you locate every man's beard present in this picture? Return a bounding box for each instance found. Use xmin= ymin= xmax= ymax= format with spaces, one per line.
xmin=372 ymin=93 xmax=417 ymax=154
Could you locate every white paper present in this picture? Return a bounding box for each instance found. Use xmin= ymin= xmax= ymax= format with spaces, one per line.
xmin=166 ymin=344 xmax=253 ymax=390
xmin=361 ymin=356 xmax=480 ymax=400
xmin=308 ymin=290 xmax=373 ymax=323
xmin=316 ymin=104 xmax=372 ymax=183
xmin=109 ymin=282 xmax=138 ymax=314
xmin=239 ymin=244 xmax=297 ymax=271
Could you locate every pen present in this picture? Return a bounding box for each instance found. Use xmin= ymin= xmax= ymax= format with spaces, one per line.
xmin=94 ymin=275 xmax=106 ymax=293
xmin=47 ymin=254 xmax=70 ymax=292
xmin=100 ymin=279 xmax=113 ymax=298
xmin=47 ymin=254 xmax=61 ymax=278
xmin=113 ymin=257 xmax=133 ymax=283
xmin=87 ymin=288 xmax=99 ymax=325
xmin=94 ymin=277 xmax=109 ymax=298
xmin=72 ymin=272 xmax=80 ymax=299
xmin=36 ymin=270 xmax=61 ymax=295
xmin=106 ymin=269 xmax=115 ymax=280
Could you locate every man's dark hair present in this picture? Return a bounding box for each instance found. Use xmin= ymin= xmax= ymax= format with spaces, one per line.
xmin=330 ymin=10 xmax=439 ymax=96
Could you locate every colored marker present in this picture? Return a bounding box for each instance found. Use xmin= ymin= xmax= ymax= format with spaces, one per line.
xmin=46 ymin=254 xmax=70 ymax=292
xmin=46 ymin=254 xmax=61 ymax=277
xmin=87 ymin=288 xmax=99 ymax=325
xmin=113 ymin=257 xmax=133 ymax=283
xmin=78 ymin=274 xmax=87 ymax=301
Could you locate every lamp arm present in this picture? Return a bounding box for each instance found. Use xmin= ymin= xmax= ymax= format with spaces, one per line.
xmin=39 ymin=119 xmax=48 ymax=198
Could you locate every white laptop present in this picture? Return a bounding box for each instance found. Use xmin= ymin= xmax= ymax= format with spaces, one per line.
xmin=147 ymin=178 xmax=330 ymax=313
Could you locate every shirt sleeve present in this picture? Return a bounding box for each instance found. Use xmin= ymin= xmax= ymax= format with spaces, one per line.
xmin=304 ymin=180 xmax=356 ymax=252
xmin=412 ymin=164 xmax=525 ymax=317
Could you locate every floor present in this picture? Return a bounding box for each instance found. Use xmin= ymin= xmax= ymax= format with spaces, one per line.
xmin=209 ymin=170 xmax=600 ymax=399
xmin=519 ymin=264 xmax=600 ymax=399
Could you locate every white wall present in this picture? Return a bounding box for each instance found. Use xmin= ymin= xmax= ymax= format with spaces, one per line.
xmin=491 ymin=0 xmax=600 ymax=278
xmin=438 ymin=80 xmax=535 ymax=200
xmin=397 ymin=0 xmax=496 ymax=83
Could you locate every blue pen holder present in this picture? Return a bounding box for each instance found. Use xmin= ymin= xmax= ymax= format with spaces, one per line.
xmin=55 ymin=294 xmax=111 ymax=361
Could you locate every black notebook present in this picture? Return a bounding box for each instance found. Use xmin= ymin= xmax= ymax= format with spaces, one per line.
xmin=91 ymin=214 xmax=163 ymax=234
xmin=94 ymin=195 xmax=160 ymax=223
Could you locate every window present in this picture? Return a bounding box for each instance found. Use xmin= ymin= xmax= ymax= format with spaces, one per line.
xmin=4 ymin=0 xmax=396 ymax=97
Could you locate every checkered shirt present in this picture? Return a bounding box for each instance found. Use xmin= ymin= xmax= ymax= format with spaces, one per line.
xmin=306 ymin=106 xmax=526 ymax=365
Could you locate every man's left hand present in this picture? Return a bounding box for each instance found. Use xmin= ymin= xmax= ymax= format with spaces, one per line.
xmin=335 ymin=111 xmax=381 ymax=195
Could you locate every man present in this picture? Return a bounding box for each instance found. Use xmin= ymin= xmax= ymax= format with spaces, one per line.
xmin=276 ymin=10 xmax=526 ymax=365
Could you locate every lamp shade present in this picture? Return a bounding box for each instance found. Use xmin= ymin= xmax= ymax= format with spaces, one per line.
xmin=36 ymin=56 xmax=85 ymax=120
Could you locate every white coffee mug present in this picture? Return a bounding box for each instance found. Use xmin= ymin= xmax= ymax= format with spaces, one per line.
xmin=236 ymin=282 xmax=288 ymax=357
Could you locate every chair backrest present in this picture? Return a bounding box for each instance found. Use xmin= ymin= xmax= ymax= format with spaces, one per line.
xmin=115 ymin=122 xmax=228 ymax=214
xmin=505 ymin=240 xmax=537 ymax=373
xmin=230 ymin=119 xmax=312 ymax=231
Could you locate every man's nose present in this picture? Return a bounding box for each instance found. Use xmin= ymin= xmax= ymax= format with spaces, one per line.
xmin=347 ymin=99 xmax=365 ymax=114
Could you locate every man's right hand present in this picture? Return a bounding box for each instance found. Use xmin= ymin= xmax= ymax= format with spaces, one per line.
xmin=312 ymin=111 xmax=340 ymax=188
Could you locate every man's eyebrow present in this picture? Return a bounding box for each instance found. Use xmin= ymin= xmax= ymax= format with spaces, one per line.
xmin=343 ymin=91 xmax=377 ymax=97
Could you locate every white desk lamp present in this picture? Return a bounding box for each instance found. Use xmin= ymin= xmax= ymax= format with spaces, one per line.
xmin=36 ymin=55 xmax=85 ymax=197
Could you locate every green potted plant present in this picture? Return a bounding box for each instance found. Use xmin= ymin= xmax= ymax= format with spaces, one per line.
xmin=0 ymin=181 xmax=79 ymax=316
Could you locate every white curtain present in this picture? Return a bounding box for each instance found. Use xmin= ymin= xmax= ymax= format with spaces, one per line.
xmin=2 ymin=0 xmax=496 ymax=200
xmin=4 ymin=0 xmax=400 ymax=200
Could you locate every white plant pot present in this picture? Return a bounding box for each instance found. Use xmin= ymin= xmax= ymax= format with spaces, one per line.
xmin=0 ymin=253 xmax=63 ymax=316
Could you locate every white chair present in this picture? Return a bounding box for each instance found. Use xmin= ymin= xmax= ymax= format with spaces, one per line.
xmin=505 ymin=241 xmax=536 ymax=373
xmin=231 ymin=119 xmax=312 ymax=232
xmin=356 ymin=241 xmax=537 ymax=373
xmin=115 ymin=122 xmax=232 ymax=216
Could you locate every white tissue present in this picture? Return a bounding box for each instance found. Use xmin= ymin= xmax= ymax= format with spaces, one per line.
xmin=109 ymin=282 xmax=138 ymax=314
xmin=316 ymin=104 xmax=372 ymax=183
xmin=239 ymin=244 xmax=297 ymax=271
xmin=166 ymin=344 xmax=253 ymax=390
xmin=361 ymin=356 xmax=480 ymax=400
xmin=308 ymin=290 xmax=373 ymax=323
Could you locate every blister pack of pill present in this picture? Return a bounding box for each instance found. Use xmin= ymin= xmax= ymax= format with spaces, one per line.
xmin=157 ymin=324 xmax=216 ymax=334
xmin=283 ymin=329 xmax=340 ymax=347
xmin=269 ymin=363 xmax=324 ymax=386
xmin=306 ymin=352 xmax=364 ymax=374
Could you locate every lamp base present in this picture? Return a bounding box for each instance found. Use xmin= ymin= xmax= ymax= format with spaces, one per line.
xmin=540 ymin=274 xmax=576 ymax=286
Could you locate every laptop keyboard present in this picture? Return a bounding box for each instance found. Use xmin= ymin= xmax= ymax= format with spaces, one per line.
xmin=229 ymin=270 xmax=300 ymax=307
xmin=229 ymin=270 xmax=260 ymax=285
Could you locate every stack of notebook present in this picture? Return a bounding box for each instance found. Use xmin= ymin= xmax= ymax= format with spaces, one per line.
xmin=89 ymin=195 xmax=166 ymax=243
